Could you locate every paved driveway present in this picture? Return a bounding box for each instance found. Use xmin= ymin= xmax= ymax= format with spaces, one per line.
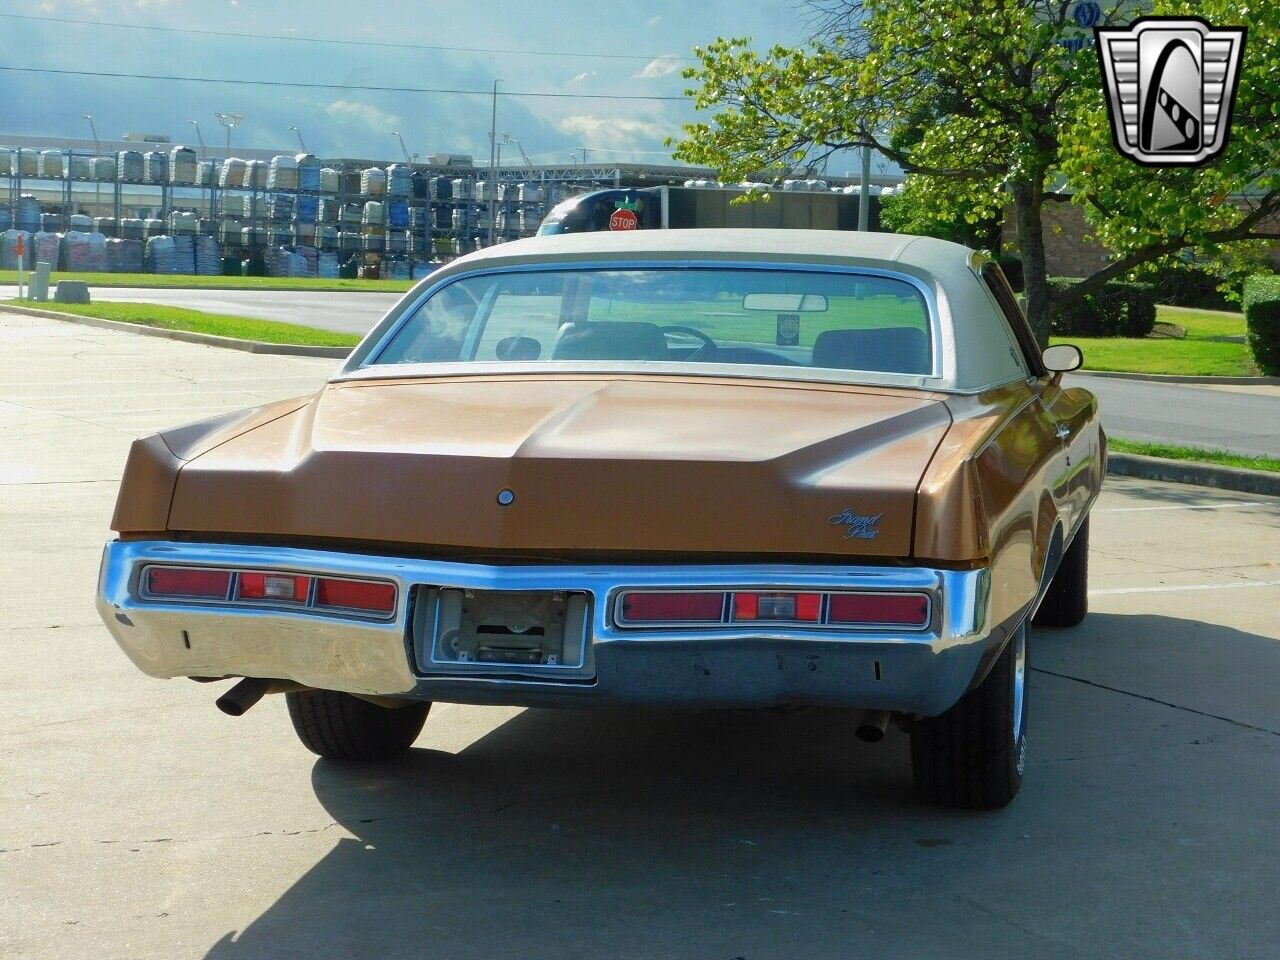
xmin=2 ymin=312 xmax=1278 ymax=960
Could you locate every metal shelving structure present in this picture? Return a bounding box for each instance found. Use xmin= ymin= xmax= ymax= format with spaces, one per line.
xmin=3 ymin=139 xmax=903 ymax=275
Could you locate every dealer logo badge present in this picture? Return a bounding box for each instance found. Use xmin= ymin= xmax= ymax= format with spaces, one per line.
xmin=1095 ymin=17 xmax=1245 ymax=167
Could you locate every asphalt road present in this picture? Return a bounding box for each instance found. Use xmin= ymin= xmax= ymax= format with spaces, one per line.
xmin=4 ymin=310 xmax=1280 ymax=960
xmin=1074 ymin=375 xmax=1280 ymax=458
xmin=6 ymin=283 xmax=1279 ymax=456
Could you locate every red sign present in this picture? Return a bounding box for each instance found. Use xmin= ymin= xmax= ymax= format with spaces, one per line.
xmin=609 ymin=208 xmax=638 ymax=231
xmin=13 ymin=233 xmax=24 ymax=257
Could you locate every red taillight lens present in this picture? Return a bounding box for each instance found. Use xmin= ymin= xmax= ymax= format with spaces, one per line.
xmin=732 ymin=592 xmax=821 ymax=622
xmin=828 ymin=592 xmax=929 ymax=627
xmin=146 ymin=567 xmax=231 ymax=599
xmin=620 ymin=591 xmax=725 ymax=623
xmin=314 ymin=577 xmax=396 ymax=614
xmin=238 ymin=572 xmax=311 ymax=603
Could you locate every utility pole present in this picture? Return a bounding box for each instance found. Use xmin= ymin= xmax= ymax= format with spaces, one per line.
xmin=392 ymin=131 xmax=411 ymax=164
xmin=858 ymin=142 xmax=872 ymax=232
xmin=82 ymin=114 xmax=100 ymax=211
xmin=487 ymin=79 xmax=500 ymax=246
xmin=215 ymin=112 xmax=243 ymax=152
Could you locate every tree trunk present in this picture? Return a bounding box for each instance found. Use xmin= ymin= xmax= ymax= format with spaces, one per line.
xmin=1011 ymin=178 xmax=1052 ymax=347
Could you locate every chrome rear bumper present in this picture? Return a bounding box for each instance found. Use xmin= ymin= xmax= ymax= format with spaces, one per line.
xmin=97 ymin=539 xmax=999 ymax=716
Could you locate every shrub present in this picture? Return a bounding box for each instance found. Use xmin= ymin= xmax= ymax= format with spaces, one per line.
xmin=1243 ymin=275 xmax=1280 ymax=375
xmin=1048 ymin=278 xmax=1157 ymax=338
xmin=1149 ymin=265 xmax=1238 ymax=310
xmin=997 ymin=253 xmax=1024 ymax=292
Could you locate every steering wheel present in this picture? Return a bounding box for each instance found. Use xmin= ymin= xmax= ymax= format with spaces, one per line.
xmin=658 ymin=325 xmax=717 ymax=360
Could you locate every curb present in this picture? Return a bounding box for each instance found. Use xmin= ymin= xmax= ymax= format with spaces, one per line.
xmin=1074 ymin=370 xmax=1280 ymax=386
xmin=2 ymin=303 xmax=353 ymax=359
xmin=1106 ymin=452 xmax=1280 ymax=497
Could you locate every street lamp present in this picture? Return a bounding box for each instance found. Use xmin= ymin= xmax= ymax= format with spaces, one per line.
xmin=215 ymin=112 xmax=243 ymax=152
xmin=391 ymin=131 xmax=411 ymax=164
xmin=82 ymin=114 xmax=101 ymax=210
xmin=289 ymin=125 xmax=307 ymax=153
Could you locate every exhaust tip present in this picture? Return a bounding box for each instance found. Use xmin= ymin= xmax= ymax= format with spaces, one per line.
xmin=855 ymin=709 xmax=890 ymax=743
xmin=215 ymin=677 xmax=273 ymax=717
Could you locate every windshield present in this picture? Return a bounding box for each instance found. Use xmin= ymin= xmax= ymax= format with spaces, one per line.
xmin=369 ymin=267 xmax=934 ymax=378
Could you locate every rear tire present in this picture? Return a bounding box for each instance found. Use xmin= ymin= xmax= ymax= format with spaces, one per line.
xmin=909 ymin=623 xmax=1027 ymax=810
xmin=1034 ymin=517 xmax=1089 ymax=628
xmin=286 ymin=690 xmax=430 ymax=761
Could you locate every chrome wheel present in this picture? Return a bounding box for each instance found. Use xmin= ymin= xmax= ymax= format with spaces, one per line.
xmin=1011 ymin=625 xmax=1027 ymax=776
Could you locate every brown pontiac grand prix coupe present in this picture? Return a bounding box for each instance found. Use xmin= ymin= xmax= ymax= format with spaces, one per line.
xmin=98 ymin=229 xmax=1102 ymax=809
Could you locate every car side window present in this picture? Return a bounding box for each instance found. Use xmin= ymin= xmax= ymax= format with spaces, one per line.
xmin=980 ymin=264 xmax=1046 ymax=377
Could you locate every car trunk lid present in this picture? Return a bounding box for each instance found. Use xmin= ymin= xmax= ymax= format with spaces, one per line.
xmin=166 ymin=376 xmax=951 ymax=559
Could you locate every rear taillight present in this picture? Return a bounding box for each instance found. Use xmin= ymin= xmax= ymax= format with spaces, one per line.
xmin=616 ymin=588 xmax=929 ymax=630
xmin=145 ymin=567 xmax=231 ymax=599
xmin=619 ymin=591 xmax=726 ymax=623
xmin=238 ymin=572 xmax=310 ymax=603
xmin=140 ymin=565 xmax=395 ymax=617
xmin=315 ymin=577 xmax=397 ymax=615
xmin=828 ymin=592 xmax=930 ymax=627
xmin=732 ymin=592 xmax=821 ymax=622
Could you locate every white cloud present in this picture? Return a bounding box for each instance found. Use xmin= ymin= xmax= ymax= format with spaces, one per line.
xmin=555 ymin=115 xmax=668 ymax=145
xmin=634 ymin=56 xmax=681 ymax=79
xmin=645 ymin=14 xmax=663 ymax=26
xmin=568 ymin=70 xmax=597 ymax=84
xmin=324 ymin=99 xmax=401 ymax=131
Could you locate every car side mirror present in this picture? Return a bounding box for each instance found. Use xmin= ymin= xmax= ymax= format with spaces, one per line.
xmin=1042 ymin=343 xmax=1083 ymax=373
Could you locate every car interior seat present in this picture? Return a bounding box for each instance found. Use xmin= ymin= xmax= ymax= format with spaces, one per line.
xmin=811 ymin=327 xmax=931 ymax=374
xmin=551 ymin=321 xmax=672 ymax=361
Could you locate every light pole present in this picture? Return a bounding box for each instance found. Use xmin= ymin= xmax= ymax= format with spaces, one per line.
xmin=858 ymin=142 xmax=872 ymax=232
xmin=487 ymin=79 xmax=500 ymax=246
xmin=82 ymin=113 xmax=101 ymax=210
xmin=391 ymin=131 xmax=411 ymax=164
xmin=289 ymin=125 xmax=306 ymax=153
xmin=215 ymin=112 xmax=243 ymax=152
xmin=189 ymin=119 xmax=206 ymax=159
xmin=190 ymin=120 xmax=208 ymax=218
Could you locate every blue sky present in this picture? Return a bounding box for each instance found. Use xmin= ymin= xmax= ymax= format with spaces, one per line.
xmin=2 ymin=0 xmax=815 ymax=165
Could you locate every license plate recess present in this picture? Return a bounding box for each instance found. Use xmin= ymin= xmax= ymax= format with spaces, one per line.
xmin=413 ymin=587 xmax=594 ymax=679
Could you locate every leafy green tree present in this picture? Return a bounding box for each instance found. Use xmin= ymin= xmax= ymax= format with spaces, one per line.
xmin=674 ymin=0 xmax=1280 ymax=343
xmin=879 ymin=177 xmax=1004 ymax=251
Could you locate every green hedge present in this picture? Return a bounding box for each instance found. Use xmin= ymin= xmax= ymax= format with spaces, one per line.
xmin=1149 ymin=265 xmax=1238 ymax=310
xmin=997 ymin=254 xmax=1025 ymax=292
xmin=1048 ymin=278 xmax=1157 ymax=338
xmin=1243 ymin=275 xmax=1280 ymax=375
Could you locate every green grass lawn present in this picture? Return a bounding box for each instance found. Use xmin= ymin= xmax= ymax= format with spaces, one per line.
xmin=1054 ymin=305 xmax=1258 ymax=377
xmin=0 ymin=269 xmax=415 ymax=292
xmin=3 ymin=299 xmax=360 ymax=349
xmin=1109 ymin=438 xmax=1280 ymax=474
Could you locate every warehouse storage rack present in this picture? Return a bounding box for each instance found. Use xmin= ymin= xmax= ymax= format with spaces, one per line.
xmin=0 ymin=146 xmax=561 ymax=274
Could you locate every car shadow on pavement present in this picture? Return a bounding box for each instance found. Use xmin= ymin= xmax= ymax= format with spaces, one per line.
xmin=200 ymin=706 xmax=969 ymax=960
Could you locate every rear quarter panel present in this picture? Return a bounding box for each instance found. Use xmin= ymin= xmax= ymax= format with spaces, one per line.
xmin=915 ymin=380 xmax=1099 ymax=634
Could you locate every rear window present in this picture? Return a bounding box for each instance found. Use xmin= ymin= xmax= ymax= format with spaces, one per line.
xmin=370 ymin=267 xmax=934 ymax=379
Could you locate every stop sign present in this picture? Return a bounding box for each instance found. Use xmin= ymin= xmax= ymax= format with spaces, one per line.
xmin=609 ymin=207 xmax=638 ymax=231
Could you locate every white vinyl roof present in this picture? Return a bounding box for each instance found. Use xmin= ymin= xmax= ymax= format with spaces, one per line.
xmin=346 ymin=230 xmax=1032 ymax=393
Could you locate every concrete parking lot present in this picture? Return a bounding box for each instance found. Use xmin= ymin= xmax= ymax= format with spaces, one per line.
xmin=3 ymin=311 xmax=1278 ymax=960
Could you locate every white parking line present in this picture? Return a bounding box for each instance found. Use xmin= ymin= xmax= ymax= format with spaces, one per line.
xmin=1091 ymin=579 xmax=1280 ymax=596
xmin=1098 ymin=503 xmax=1269 ymax=513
